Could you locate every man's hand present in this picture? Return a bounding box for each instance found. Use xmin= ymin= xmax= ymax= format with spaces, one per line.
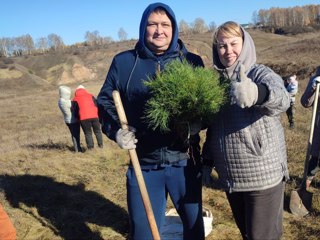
xmin=231 ymin=65 xmax=258 ymax=108
xmin=311 ymin=76 xmax=320 ymax=90
xmin=116 ymin=127 xmax=138 ymax=149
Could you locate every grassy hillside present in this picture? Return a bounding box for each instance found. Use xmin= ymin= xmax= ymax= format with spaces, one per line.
xmin=1 ymin=30 xmax=320 ymax=239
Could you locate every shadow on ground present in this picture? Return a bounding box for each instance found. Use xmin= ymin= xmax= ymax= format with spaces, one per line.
xmin=0 ymin=174 xmax=128 ymax=240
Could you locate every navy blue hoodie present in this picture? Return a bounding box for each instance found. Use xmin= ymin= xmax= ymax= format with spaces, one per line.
xmin=97 ymin=2 xmax=204 ymax=165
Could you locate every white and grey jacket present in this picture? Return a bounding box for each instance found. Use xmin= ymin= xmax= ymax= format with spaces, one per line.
xmin=58 ymin=86 xmax=78 ymax=124
xmin=202 ymin=27 xmax=290 ymax=192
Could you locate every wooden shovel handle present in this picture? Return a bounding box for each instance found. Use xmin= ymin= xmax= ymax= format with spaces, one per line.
xmin=112 ymin=90 xmax=160 ymax=240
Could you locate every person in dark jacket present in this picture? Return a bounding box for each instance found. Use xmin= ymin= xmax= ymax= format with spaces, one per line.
xmin=202 ymin=21 xmax=290 ymax=240
xmin=97 ymin=3 xmax=204 ymax=239
xmin=73 ymin=85 xmax=103 ymax=150
xmin=58 ymin=85 xmax=82 ymax=152
xmin=301 ymin=66 xmax=320 ymax=189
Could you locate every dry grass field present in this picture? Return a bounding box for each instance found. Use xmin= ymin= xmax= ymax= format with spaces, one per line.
xmin=1 ymin=29 xmax=320 ymax=239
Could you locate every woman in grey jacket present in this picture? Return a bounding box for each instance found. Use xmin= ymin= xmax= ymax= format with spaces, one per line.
xmin=202 ymin=21 xmax=290 ymax=240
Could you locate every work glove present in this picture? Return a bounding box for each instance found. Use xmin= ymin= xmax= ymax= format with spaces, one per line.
xmin=231 ymin=64 xmax=258 ymax=108
xmin=202 ymin=165 xmax=213 ymax=187
xmin=311 ymin=76 xmax=320 ymax=90
xmin=115 ymin=127 xmax=138 ymax=149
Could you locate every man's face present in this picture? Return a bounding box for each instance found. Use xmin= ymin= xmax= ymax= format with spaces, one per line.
xmin=145 ymin=11 xmax=173 ymax=55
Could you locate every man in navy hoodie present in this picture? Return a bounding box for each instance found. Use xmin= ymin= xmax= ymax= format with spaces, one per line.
xmin=98 ymin=2 xmax=205 ymax=239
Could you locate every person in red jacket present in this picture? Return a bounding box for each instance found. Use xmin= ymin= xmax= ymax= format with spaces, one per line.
xmin=0 ymin=204 xmax=16 ymax=240
xmin=73 ymin=85 xmax=103 ymax=150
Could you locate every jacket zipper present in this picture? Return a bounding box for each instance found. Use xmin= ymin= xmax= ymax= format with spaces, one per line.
xmin=221 ymin=114 xmax=232 ymax=193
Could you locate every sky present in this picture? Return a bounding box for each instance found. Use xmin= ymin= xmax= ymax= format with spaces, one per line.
xmin=1 ymin=0 xmax=319 ymax=46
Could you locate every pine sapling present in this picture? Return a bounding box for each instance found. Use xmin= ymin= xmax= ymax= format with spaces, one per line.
xmin=144 ymin=59 xmax=228 ymax=132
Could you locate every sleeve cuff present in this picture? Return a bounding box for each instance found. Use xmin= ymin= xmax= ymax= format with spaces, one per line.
xmin=256 ymin=84 xmax=269 ymax=105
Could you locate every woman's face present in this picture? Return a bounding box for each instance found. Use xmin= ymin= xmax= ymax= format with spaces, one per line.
xmin=216 ymin=34 xmax=243 ymax=67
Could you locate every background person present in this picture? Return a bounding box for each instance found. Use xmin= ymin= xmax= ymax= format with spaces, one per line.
xmin=284 ymin=74 xmax=298 ymax=129
xmin=97 ymin=2 xmax=204 ymax=239
xmin=58 ymin=85 xmax=82 ymax=152
xmin=0 ymin=203 xmax=16 ymax=240
xmin=301 ymin=67 xmax=320 ymax=188
xmin=73 ymin=85 xmax=103 ymax=150
xmin=202 ymin=21 xmax=290 ymax=240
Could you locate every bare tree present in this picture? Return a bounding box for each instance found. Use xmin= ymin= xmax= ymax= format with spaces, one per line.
xmin=47 ymin=33 xmax=64 ymax=51
xmin=252 ymin=11 xmax=259 ymax=25
xmin=85 ymin=31 xmax=94 ymax=45
xmin=208 ymin=21 xmax=216 ymax=32
xmin=85 ymin=30 xmax=102 ymax=45
xmin=191 ymin=18 xmax=208 ymax=33
xmin=36 ymin=37 xmax=48 ymax=53
xmin=0 ymin=38 xmax=9 ymax=57
xmin=118 ymin=27 xmax=128 ymax=41
xmin=179 ymin=19 xmax=190 ymax=34
xmin=23 ymin=34 xmax=35 ymax=54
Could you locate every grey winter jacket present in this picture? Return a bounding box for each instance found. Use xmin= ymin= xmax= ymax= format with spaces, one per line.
xmin=58 ymin=86 xmax=78 ymax=124
xmin=301 ymin=74 xmax=320 ymax=157
xmin=202 ymin=27 xmax=290 ymax=192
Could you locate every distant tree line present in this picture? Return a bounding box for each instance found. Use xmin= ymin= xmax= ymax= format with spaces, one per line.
xmin=253 ymin=4 xmax=320 ymax=27
xmin=84 ymin=30 xmax=114 ymax=46
xmin=1 ymin=4 xmax=320 ymax=57
xmin=179 ymin=18 xmax=216 ymax=34
xmin=0 ymin=16 xmax=216 ymax=58
xmin=0 ymin=33 xmax=64 ymax=57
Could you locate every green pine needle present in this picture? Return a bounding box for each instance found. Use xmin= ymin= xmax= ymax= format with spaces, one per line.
xmin=144 ymin=59 xmax=228 ymax=132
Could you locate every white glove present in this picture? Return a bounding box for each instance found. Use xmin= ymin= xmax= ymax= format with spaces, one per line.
xmin=115 ymin=127 xmax=138 ymax=149
xmin=311 ymin=76 xmax=320 ymax=90
xmin=231 ymin=65 xmax=258 ymax=108
xmin=202 ymin=165 xmax=212 ymax=186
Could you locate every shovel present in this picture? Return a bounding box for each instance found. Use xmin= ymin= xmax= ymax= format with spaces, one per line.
xmin=112 ymin=91 xmax=161 ymax=239
xmin=289 ymin=82 xmax=320 ymax=217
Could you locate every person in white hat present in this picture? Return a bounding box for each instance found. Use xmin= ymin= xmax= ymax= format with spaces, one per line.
xmin=284 ymin=74 xmax=298 ymax=129
xmin=58 ymin=85 xmax=82 ymax=152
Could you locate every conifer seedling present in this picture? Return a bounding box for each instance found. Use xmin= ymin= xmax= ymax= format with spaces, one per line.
xmin=144 ymin=59 xmax=228 ymax=132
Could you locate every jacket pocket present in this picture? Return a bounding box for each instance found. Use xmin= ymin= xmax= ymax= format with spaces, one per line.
xmin=241 ymin=126 xmax=263 ymax=156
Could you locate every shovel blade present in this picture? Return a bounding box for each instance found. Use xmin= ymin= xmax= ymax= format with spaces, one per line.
xmin=289 ymin=189 xmax=313 ymax=217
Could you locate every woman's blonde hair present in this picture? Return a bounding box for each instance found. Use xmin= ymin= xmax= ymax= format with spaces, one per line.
xmin=213 ymin=21 xmax=243 ymax=45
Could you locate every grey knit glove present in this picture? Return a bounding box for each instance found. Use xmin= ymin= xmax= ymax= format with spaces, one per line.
xmin=115 ymin=127 xmax=138 ymax=149
xmin=231 ymin=65 xmax=258 ymax=108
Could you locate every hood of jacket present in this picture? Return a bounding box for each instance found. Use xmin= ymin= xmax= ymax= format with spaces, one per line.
xmin=213 ymin=26 xmax=256 ymax=80
xmin=136 ymin=2 xmax=179 ymax=58
xmin=74 ymin=88 xmax=89 ymax=97
xmin=59 ymin=86 xmax=71 ymax=100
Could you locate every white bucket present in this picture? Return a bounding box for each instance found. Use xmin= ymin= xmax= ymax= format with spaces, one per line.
xmin=161 ymin=207 xmax=213 ymax=239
